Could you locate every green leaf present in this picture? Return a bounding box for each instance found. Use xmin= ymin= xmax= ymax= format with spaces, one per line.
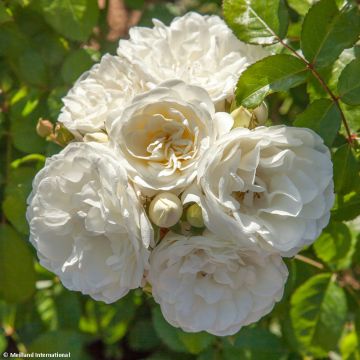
xmin=79 ymin=294 xmax=137 ymax=344
xmin=2 ymin=163 xmax=38 ymax=234
xmin=236 ymin=54 xmax=308 ymax=108
xmin=306 ymin=47 xmax=357 ymax=102
xmin=47 ymin=86 xmax=68 ymax=120
xmin=61 ymin=49 xmax=94 ymax=84
xmin=29 ymin=331 xmax=86 ymax=358
xmin=129 ymin=319 xmax=161 ymax=351
xmin=313 ymin=221 xmax=352 ymax=269
xmin=0 ymin=330 xmax=6 ymax=354
xmin=54 ymin=290 xmax=81 ymax=329
xmin=0 ymin=225 xmax=36 ymax=303
xmin=152 ymin=306 xmax=187 ymax=353
xmin=2 ymin=196 xmax=28 ymax=235
xmin=197 ymin=348 xmax=218 ymax=360
xmin=355 ymin=309 xmax=360 ymax=337
xmin=301 ymin=0 xmax=360 ymax=68
xmin=290 ymin=273 xmax=347 ymax=356
xmin=146 ymin=351 xmax=193 ymax=360
xmin=17 ymin=49 xmax=47 ymax=87
xmin=287 ymin=0 xmax=316 ymax=16
xmin=0 ymin=23 xmax=28 ymax=58
xmin=151 ymin=306 xmax=213 ymax=354
xmin=304 ymin=47 xmax=360 ymax=132
xmin=223 ymin=0 xmax=288 ymax=45
xmin=35 ymin=0 xmax=99 ymax=42
xmin=35 ymin=289 xmax=58 ymax=330
xmin=342 ymin=103 xmax=360 ymax=132
xmin=33 ymin=32 xmax=68 ymax=67
xmin=332 ymin=192 xmax=360 ymax=221
xmin=0 ymin=3 xmax=12 ymax=24
xmin=289 ymin=0 xmax=347 ymax=17
xmin=338 ymin=58 xmax=360 ymax=105
xmin=10 ymin=87 xmax=47 ymax=153
xmin=178 ymin=332 xmax=214 ymax=355
xmin=340 ymin=332 xmax=360 ymax=360
xmin=294 ymin=98 xmax=341 ymax=146
xmin=333 ymin=144 xmax=359 ymax=195
xmin=223 ymin=328 xmax=288 ymax=360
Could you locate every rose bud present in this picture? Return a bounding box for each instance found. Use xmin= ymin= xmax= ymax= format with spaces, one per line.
xmin=54 ymin=123 xmax=75 ymax=146
xmin=231 ymin=102 xmax=268 ymax=129
xmin=149 ymin=192 xmax=183 ymax=228
xmin=36 ymin=118 xmax=53 ymax=138
xmin=186 ymin=203 xmax=204 ymax=228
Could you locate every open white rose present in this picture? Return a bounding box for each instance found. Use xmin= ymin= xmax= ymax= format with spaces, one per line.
xmin=58 ymin=54 xmax=151 ymax=137
xmin=117 ymin=12 xmax=267 ymax=109
xmin=184 ymin=126 xmax=334 ymax=256
xmin=26 ymin=142 xmax=152 ymax=303
xmin=149 ymin=231 xmax=288 ymax=336
xmin=108 ymin=80 xmax=233 ymax=195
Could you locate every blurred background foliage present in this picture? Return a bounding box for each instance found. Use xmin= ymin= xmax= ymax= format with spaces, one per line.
xmin=0 ymin=0 xmax=359 ymax=359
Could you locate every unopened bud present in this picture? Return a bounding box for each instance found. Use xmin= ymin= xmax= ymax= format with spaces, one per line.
xmin=231 ymin=106 xmax=252 ymax=128
xmin=231 ymin=102 xmax=268 ymax=129
xmin=36 ymin=118 xmax=53 ymax=138
xmin=54 ymin=123 xmax=75 ymax=146
xmin=83 ymin=132 xmax=109 ymax=143
xmin=252 ymin=102 xmax=268 ymax=125
xmin=149 ymin=192 xmax=183 ymax=228
xmin=186 ymin=203 xmax=204 ymax=228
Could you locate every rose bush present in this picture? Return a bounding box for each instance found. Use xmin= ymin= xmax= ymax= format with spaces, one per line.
xmin=1 ymin=0 xmax=359 ymax=358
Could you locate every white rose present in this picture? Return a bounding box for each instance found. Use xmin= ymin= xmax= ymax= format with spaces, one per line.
xmin=149 ymin=231 xmax=288 ymax=336
xmin=184 ymin=126 xmax=334 ymax=256
xmin=58 ymin=54 xmax=152 ymax=137
xmin=117 ymin=12 xmax=267 ymax=109
xmin=108 ymin=80 xmax=233 ymax=195
xmin=26 ymin=142 xmax=152 ymax=303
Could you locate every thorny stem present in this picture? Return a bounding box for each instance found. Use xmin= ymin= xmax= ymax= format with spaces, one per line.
xmin=277 ymin=38 xmax=354 ymax=145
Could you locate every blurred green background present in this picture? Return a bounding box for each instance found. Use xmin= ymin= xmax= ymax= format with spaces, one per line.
xmin=0 ymin=0 xmax=360 ymax=359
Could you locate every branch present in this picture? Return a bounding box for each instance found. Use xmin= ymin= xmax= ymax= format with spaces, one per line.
xmin=277 ymin=38 xmax=354 ymax=145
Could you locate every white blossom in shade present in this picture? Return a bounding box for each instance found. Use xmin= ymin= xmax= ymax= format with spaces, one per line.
xmin=149 ymin=231 xmax=288 ymax=336
xmin=117 ymin=12 xmax=267 ymax=109
xmin=58 ymin=54 xmax=152 ymax=137
xmin=183 ymin=126 xmax=334 ymax=256
xmin=108 ymin=80 xmax=233 ymax=195
xmin=26 ymin=142 xmax=152 ymax=303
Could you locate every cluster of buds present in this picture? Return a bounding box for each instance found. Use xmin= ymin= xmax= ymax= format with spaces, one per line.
xmin=231 ymin=102 xmax=268 ymax=129
xmin=37 ymin=119 xmax=109 ymax=146
xmin=148 ymin=192 xmax=205 ymax=236
xmin=36 ymin=118 xmax=74 ymax=147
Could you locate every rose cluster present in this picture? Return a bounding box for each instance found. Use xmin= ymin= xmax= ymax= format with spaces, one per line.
xmin=27 ymin=13 xmax=334 ymax=336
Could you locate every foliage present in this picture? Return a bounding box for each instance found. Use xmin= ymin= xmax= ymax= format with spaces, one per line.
xmin=0 ymin=0 xmax=359 ymax=359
